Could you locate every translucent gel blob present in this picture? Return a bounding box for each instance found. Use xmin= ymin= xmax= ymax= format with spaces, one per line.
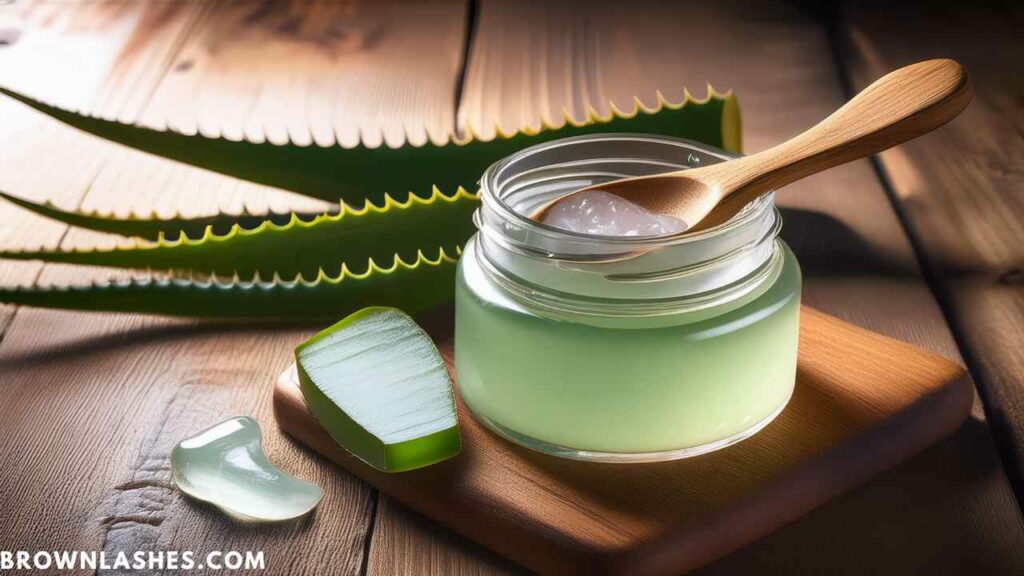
xmin=171 ymin=416 xmax=322 ymax=522
xmin=541 ymin=190 xmax=687 ymax=237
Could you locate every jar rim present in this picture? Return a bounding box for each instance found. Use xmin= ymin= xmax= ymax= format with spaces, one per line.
xmin=469 ymin=132 xmax=784 ymax=314
xmin=480 ymin=133 xmax=774 ymax=250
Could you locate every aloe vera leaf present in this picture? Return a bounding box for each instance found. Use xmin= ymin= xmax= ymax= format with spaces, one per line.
xmin=0 ymin=249 xmax=458 ymax=319
xmin=295 ymin=307 xmax=460 ymax=472
xmin=0 ymin=190 xmax=311 ymax=240
xmin=0 ymin=188 xmax=478 ymax=279
xmin=0 ymin=86 xmax=740 ymax=203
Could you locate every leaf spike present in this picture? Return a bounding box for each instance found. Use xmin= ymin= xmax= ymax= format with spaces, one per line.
xmin=536 ymin=110 xmax=557 ymax=131
xmin=198 ymin=120 xmax=221 ymax=140
xmin=398 ymin=123 xmax=417 ymax=151
xmin=340 ymin=261 xmax=357 ymax=281
xmin=568 ymin=107 xmax=592 ymax=129
xmin=492 ymin=120 xmax=517 ymax=141
xmin=579 ymin=102 xmax=602 ymax=125
xmin=707 ymin=84 xmax=733 ymax=101
xmin=292 ymin=125 xmax=315 ymax=149
xmin=385 ymin=191 xmax=407 ymax=211
xmin=366 ymin=256 xmax=386 ymax=278
xmin=617 ymin=95 xmax=639 ymax=118
xmin=426 ymin=125 xmax=449 ymax=148
xmin=521 ymin=119 xmax=544 ymax=137
xmin=604 ymin=98 xmax=630 ymax=119
xmin=682 ymin=87 xmax=700 ymax=106
xmin=306 ymin=267 xmax=324 ymax=285
xmin=654 ymin=89 xmax=674 ymax=109
xmin=357 ymin=124 xmax=382 ymax=150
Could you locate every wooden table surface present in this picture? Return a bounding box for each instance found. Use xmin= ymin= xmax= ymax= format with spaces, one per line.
xmin=0 ymin=1 xmax=1021 ymax=574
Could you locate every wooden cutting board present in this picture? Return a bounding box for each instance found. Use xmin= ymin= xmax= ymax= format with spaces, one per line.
xmin=273 ymin=306 xmax=971 ymax=575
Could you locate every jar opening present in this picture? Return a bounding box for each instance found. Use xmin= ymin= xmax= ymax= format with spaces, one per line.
xmin=482 ymin=134 xmax=772 ymax=252
xmin=472 ymin=134 xmax=782 ymax=311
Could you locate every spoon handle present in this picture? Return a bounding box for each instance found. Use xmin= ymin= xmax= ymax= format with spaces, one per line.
xmin=715 ymin=59 xmax=971 ymax=205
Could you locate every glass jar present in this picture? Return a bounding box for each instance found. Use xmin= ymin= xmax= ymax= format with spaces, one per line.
xmin=455 ymin=134 xmax=801 ymax=462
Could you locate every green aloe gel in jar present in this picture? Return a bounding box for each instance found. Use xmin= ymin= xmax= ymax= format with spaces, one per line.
xmin=454 ymin=134 xmax=801 ymax=462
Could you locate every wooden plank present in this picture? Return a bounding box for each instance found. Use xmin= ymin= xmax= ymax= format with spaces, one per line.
xmin=363 ymin=1 xmax=1024 ymax=573
xmin=838 ymin=0 xmax=1024 ymax=503
xmin=0 ymin=0 xmax=199 ymax=122
xmin=0 ymin=1 xmax=468 ymax=573
xmin=278 ymin=308 xmax=974 ymax=575
xmin=370 ymin=498 xmax=522 ymax=576
xmin=141 ymin=0 xmax=469 ymax=148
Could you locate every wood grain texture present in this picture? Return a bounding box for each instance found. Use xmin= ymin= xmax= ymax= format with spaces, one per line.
xmin=275 ymin=307 xmax=973 ymax=575
xmin=140 ymin=0 xmax=468 ymax=148
xmin=838 ymin=0 xmax=1024 ymax=505
xmin=375 ymin=1 xmax=1024 ymax=573
xmin=370 ymin=498 xmax=523 ymax=576
xmin=0 ymin=0 xmax=206 ymax=122
xmin=0 ymin=2 xmax=464 ymax=574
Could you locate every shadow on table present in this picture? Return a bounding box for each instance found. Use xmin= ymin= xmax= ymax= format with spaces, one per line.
xmin=696 ymin=415 xmax=1024 ymax=574
xmin=0 ymin=304 xmax=455 ymax=369
xmin=779 ymin=207 xmax=910 ymax=278
xmin=481 ymin=414 xmax=1017 ymax=574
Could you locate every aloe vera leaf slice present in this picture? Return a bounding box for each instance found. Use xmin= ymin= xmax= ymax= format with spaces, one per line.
xmin=295 ymin=307 xmax=460 ymax=472
xmin=172 ymin=416 xmax=322 ymax=522
xmin=0 ymin=86 xmax=739 ymax=203
xmin=0 ymin=188 xmax=478 ymax=279
xmin=0 ymin=190 xmax=314 ymax=240
xmin=0 ymin=248 xmax=458 ymax=319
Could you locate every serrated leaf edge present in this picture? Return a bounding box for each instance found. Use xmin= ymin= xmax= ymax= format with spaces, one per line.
xmin=0 ymin=186 xmax=478 ymax=255
xmin=0 ymin=188 xmax=301 ymax=225
xmin=0 ymin=246 xmax=461 ymax=294
xmin=0 ymin=84 xmax=735 ymax=150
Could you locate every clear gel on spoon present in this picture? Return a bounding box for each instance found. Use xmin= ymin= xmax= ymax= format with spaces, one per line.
xmin=541 ymin=190 xmax=687 ymax=237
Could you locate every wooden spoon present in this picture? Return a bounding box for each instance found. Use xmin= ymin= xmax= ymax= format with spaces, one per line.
xmin=532 ymin=59 xmax=971 ymax=232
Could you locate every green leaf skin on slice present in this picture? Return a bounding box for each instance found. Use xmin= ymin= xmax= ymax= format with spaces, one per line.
xmin=0 ymin=248 xmax=458 ymax=319
xmin=0 ymin=188 xmax=478 ymax=279
xmin=0 ymin=86 xmax=740 ymax=204
xmin=295 ymin=307 xmax=460 ymax=472
xmin=0 ymin=190 xmax=314 ymax=240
